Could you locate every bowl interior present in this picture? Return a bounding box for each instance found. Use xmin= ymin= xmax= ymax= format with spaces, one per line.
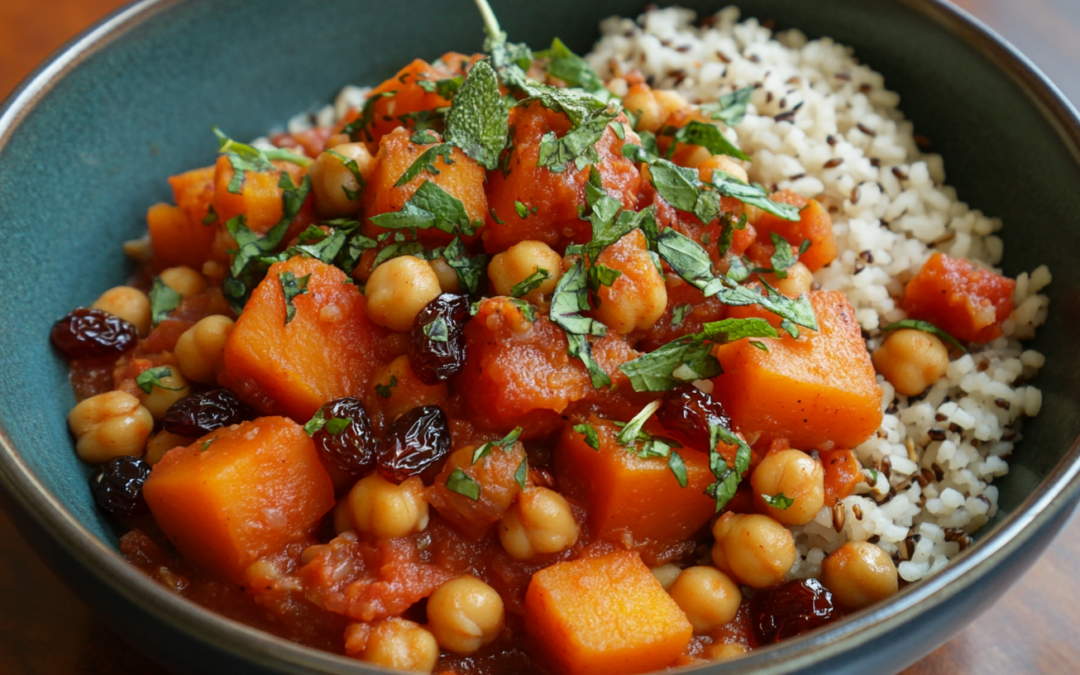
xmin=1 ymin=0 xmax=1079 ymax=667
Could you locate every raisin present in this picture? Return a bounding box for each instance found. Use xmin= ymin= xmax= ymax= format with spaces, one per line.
xmin=656 ymin=383 xmax=733 ymax=452
xmin=408 ymin=294 xmax=470 ymax=385
xmin=750 ymin=578 xmax=839 ymax=644
xmin=162 ymin=389 xmax=255 ymax=437
xmin=51 ymin=308 xmax=138 ymax=359
xmin=376 ymin=405 xmax=450 ymax=484
xmin=90 ymin=456 xmax=152 ymax=517
xmin=311 ymin=397 xmax=376 ymax=477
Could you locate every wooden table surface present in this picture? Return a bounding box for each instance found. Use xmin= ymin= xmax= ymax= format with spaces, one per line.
xmin=2 ymin=0 xmax=1079 ymax=673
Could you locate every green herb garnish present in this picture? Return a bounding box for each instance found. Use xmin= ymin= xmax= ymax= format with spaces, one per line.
xmin=444 ymin=59 xmax=509 ymax=170
xmin=134 ymin=366 xmax=183 ymax=394
xmin=472 ymin=427 xmax=523 ymax=463
xmin=375 ymin=375 xmax=398 ymax=399
xmin=881 ymin=319 xmax=967 ymax=353
xmin=149 ymin=277 xmax=181 ymax=327
xmin=511 ymin=268 xmax=550 ymax=297
xmin=424 ymin=316 xmax=450 ymax=342
xmin=279 ymin=271 xmax=310 ymax=325
xmin=446 ymin=467 xmax=481 ymax=500
xmin=762 ymin=493 xmax=794 ymax=509
xmin=369 ymin=180 xmax=480 ymax=236
xmin=573 ymin=423 xmax=601 ymax=450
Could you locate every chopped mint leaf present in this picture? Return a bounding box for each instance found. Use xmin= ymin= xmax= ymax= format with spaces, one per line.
xmin=648 ymin=160 xmax=700 ymax=212
xmin=374 ymin=375 xmax=398 ymax=399
xmin=514 ymin=457 xmax=528 ymax=490
xmin=472 ymin=426 xmax=523 ymax=463
xmin=201 ymin=439 xmax=213 ymax=452
xmin=671 ymin=120 xmax=750 ymax=161
xmin=324 ymin=417 xmax=350 ymax=435
xmin=134 ymin=366 xmax=183 ymax=395
xmin=881 ymin=319 xmax=968 ymax=353
xmin=587 ymin=264 xmax=622 ymax=292
xmin=149 ymin=277 xmax=182 ymax=327
xmin=424 ymin=316 xmax=450 ymax=342
xmin=768 ymin=232 xmax=798 ymax=279
xmin=343 ymin=91 xmax=394 ymax=143
xmin=701 ymin=86 xmax=754 ymax=126
xmin=446 ymin=467 xmax=481 ymax=500
xmin=749 ymin=340 xmax=768 ymax=351
xmin=279 ymin=271 xmax=310 ymax=325
xmin=286 ymin=227 xmax=347 ymax=265
xmin=490 ymin=208 xmax=506 ymax=225
xmin=657 ymin=228 xmax=720 ymax=296
xmin=213 ymin=127 xmax=311 ymax=194
xmin=509 ymin=298 xmax=537 ymax=322
xmin=369 ymin=180 xmax=479 ymax=236
xmin=514 ymin=201 xmax=530 ymax=219
xmin=668 ymin=451 xmax=689 ymax=487
xmin=616 ymin=400 xmax=662 ymax=447
xmin=574 ymin=423 xmax=601 ymax=450
xmin=444 ymin=59 xmax=508 ymax=170
xmin=395 ymin=143 xmax=454 ymax=187
xmin=717 ymin=213 xmax=747 ymax=257
xmin=710 ymin=170 xmax=799 ymax=221
xmin=411 ymin=130 xmax=441 ymax=144
xmin=762 ymin=492 xmax=794 ymax=509
xmin=304 ymin=409 xmax=326 ymax=436
xmin=705 ymin=422 xmax=752 ymax=511
xmin=202 ymin=206 xmax=218 ymax=225
xmin=326 ymin=148 xmax=366 ymax=201
xmin=417 ymin=76 xmax=464 ymax=99
xmin=672 ymin=304 xmax=692 ymax=328
xmin=440 ymin=236 xmax=485 ymax=294
xmin=549 ymin=258 xmax=607 ymax=338
xmin=511 ymin=268 xmax=550 ymax=297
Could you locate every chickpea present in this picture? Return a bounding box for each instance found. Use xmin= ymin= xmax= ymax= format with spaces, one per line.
xmin=668 ymin=566 xmax=742 ymax=632
xmin=487 ymin=240 xmax=563 ymax=301
xmin=175 ymin=315 xmax=234 ymax=384
xmin=591 ymin=229 xmax=667 ymax=334
xmin=145 ymin=430 xmax=190 ymax=465
xmin=654 ymin=89 xmax=690 ymax=118
xmin=310 ymin=142 xmax=376 ymax=217
xmin=498 ymin=487 xmax=579 ymax=560
xmin=821 ymin=541 xmax=899 ymax=610
xmin=138 ymin=367 xmax=191 ymax=419
xmin=872 ymin=329 xmax=950 ymax=397
xmin=365 ymin=256 xmax=442 ymax=332
xmin=428 ymin=256 xmax=461 ymax=293
xmin=359 ymin=618 xmax=439 ymax=673
xmin=762 ymin=261 xmax=813 ymax=298
xmin=711 ymin=513 xmax=796 ymax=589
xmin=427 ymin=575 xmax=506 ymax=654
xmin=705 ymin=643 xmax=749 ymax=661
xmin=697 ymin=154 xmax=750 ymax=185
xmin=650 ymin=563 xmax=682 ymax=591
xmin=623 ymin=85 xmax=665 ymax=133
xmin=92 ymin=286 xmax=151 ymax=337
xmin=370 ymin=355 xmax=448 ymax=424
xmin=750 ymin=449 xmax=825 ymax=526
xmin=347 ymin=473 xmax=429 ymax=538
xmin=158 ymin=266 xmax=206 ymax=297
xmin=68 ymin=391 xmax=154 ymax=463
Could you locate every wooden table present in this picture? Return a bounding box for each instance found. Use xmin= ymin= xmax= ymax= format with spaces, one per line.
xmin=2 ymin=0 xmax=1078 ymax=673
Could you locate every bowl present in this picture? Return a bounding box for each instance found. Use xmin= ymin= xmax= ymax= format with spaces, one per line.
xmin=2 ymin=0 xmax=1079 ymax=673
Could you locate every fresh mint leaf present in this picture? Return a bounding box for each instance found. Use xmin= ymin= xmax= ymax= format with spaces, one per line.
xmin=568 ymin=332 xmax=610 ymax=389
xmin=705 ymin=422 xmax=752 ymax=511
xmin=749 ymin=340 xmax=768 ymax=351
xmin=149 ymin=277 xmax=182 ymax=327
xmin=768 ymin=232 xmax=797 ymax=279
xmin=712 ymin=276 xmax=818 ymax=337
xmin=279 ymin=271 xmax=310 ymax=324
xmin=672 ymin=303 xmax=692 ymax=328
xmin=701 ymin=86 xmax=754 ymax=126
xmin=135 ymin=366 xmax=183 ymax=394
xmin=440 ymin=236 xmax=485 ymax=294
xmin=326 ymin=148 xmax=366 ymax=200
xmin=657 ymin=228 xmax=721 ymax=296
xmin=417 ymin=76 xmax=464 ymax=99
xmin=537 ymin=37 xmax=604 ymax=92
xmin=369 ymin=180 xmax=479 ymax=236
xmin=700 ymin=317 xmax=780 ymax=342
xmin=514 ymin=201 xmax=530 ymax=219
xmin=509 ymin=298 xmax=537 ymax=322
xmin=286 ymin=226 xmax=347 ymax=265
xmin=549 ymin=259 xmax=607 ymax=338
xmin=411 ymin=130 xmax=441 ymax=144
xmin=537 ymin=113 xmax=616 ymax=168
xmin=343 ymin=91 xmax=394 ymax=143
xmin=305 ymin=409 xmax=326 ymax=435
xmin=511 ymin=268 xmax=550 ymax=297
xmin=202 ymin=206 xmax=218 ymax=225
xmin=446 ymin=467 xmax=481 ymax=500
xmin=324 ymin=417 xmax=350 ymax=435
xmin=213 ymin=127 xmax=311 ymax=194
xmin=616 ymin=400 xmax=661 ymax=447
xmin=587 ymin=264 xmax=622 ymax=292
xmin=648 ymin=160 xmax=701 ymax=212
xmin=717 ymin=213 xmax=747 ymax=257
xmin=881 ymin=319 xmax=968 ymax=353
xmin=445 ymin=59 xmax=508 ymax=170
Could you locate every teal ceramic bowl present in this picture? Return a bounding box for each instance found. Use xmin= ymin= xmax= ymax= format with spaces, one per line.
xmin=2 ymin=0 xmax=1079 ymax=673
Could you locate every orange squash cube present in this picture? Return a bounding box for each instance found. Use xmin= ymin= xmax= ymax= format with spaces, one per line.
xmin=712 ymin=290 xmax=882 ymax=451
xmin=221 ymin=256 xmax=387 ymax=421
xmin=748 ymin=190 xmax=837 ymax=272
xmin=553 ymin=418 xmax=716 ymax=558
xmin=525 ymin=550 xmax=692 ymax=675
xmin=143 ymin=416 xmax=335 ymax=585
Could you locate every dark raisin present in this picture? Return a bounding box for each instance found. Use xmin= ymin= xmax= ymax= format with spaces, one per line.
xmin=162 ymin=389 xmax=255 ymax=437
xmin=377 ymin=405 xmax=450 ymax=484
xmin=51 ymin=308 xmax=138 ymax=359
xmin=751 ymin=578 xmax=839 ymax=644
xmin=656 ymin=384 xmax=733 ymax=452
xmin=311 ymin=397 xmax=376 ymax=477
xmin=408 ymin=294 xmax=470 ymax=385
xmin=90 ymin=456 xmax=152 ymax=517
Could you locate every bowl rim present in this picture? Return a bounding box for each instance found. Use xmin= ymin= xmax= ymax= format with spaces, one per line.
xmin=2 ymin=0 xmax=1080 ymax=673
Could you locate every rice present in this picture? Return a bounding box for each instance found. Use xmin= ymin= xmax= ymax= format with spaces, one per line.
xmin=586 ymin=6 xmax=1050 ymax=582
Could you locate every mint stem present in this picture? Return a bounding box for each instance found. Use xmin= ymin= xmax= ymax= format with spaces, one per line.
xmin=472 ymin=0 xmax=502 ymax=39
